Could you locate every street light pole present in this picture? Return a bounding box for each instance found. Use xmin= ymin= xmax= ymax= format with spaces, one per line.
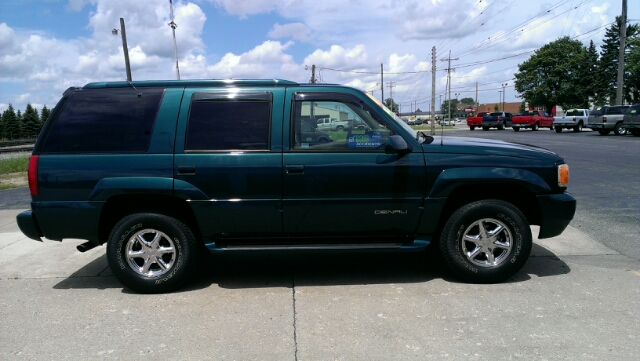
xmin=502 ymin=83 xmax=508 ymax=111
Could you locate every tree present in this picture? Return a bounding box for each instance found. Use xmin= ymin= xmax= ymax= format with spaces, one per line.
xmin=460 ymin=97 xmax=475 ymax=106
xmin=594 ymin=17 xmax=639 ymax=105
xmin=515 ymin=36 xmax=586 ymax=113
xmin=575 ymin=40 xmax=600 ymax=108
xmin=2 ymin=105 xmax=19 ymax=139
xmin=519 ymin=101 xmax=526 ymax=112
xmin=441 ymin=98 xmax=460 ymax=118
xmin=384 ymin=98 xmax=399 ymax=113
xmin=22 ymin=104 xmax=40 ymax=139
xmin=40 ymin=105 xmax=51 ymax=129
xmin=494 ymin=104 xmax=499 ymax=111
xmin=626 ymin=33 xmax=640 ymax=103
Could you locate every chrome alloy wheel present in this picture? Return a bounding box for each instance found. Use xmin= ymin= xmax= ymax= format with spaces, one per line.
xmin=125 ymin=229 xmax=176 ymax=278
xmin=461 ymin=218 xmax=513 ymax=268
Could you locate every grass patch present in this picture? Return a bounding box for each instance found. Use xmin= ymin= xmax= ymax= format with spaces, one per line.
xmin=0 ymin=155 xmax=30 ymax=174
xmin=0 ymin=154 xmax=29 ymax=190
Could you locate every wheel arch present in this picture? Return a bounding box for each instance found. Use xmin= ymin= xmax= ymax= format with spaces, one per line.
xmin=98 ymin=194 xmax=201 ymax=246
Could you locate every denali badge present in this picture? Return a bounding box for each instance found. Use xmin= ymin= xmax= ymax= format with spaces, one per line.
xmin=375 ymin=210 xmax=408 ymax=215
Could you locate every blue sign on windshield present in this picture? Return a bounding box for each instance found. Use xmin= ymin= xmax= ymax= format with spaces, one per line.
xmin=348 ymin=134 xmax=382 ymax=148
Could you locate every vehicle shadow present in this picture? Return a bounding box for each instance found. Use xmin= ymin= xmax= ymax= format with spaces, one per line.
xmin=52 ymin=243 xmax=570 ymax=292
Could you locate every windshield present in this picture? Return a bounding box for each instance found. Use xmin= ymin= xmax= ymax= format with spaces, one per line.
xmin=363 ymin=91 xmax=419 ymax=140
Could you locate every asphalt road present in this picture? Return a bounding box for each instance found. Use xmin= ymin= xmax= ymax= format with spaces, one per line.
xmin=449 ymin=126 xmax=640 ymax=260
xmin=1 ymin=129 xmax=639 ymax=360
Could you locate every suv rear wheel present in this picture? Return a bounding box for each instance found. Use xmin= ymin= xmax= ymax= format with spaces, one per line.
xmin=439 ymin=200 xmax=532 ymax=283
xmin=614 ymin=123 xmax=627 ymax=135
xmin=106 ymin=213 xmax=199 ymax=293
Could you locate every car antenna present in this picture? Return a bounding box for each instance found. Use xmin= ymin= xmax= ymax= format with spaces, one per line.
xmin=115 ymin=68 xmax=142 ymax=97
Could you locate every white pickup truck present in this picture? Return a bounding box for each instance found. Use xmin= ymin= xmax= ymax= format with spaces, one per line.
xmin=316 ymin=117 xmax=351 ymax=132
xmin=553 ymin=108 xmax=589 ymax=132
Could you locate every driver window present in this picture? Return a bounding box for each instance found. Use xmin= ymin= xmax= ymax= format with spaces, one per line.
xmin=292 ymin=99 xmax=393 ymax=151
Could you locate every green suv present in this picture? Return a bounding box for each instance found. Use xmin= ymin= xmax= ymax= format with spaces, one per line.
xmin=17 ymin=79 xmax=576 ymax=293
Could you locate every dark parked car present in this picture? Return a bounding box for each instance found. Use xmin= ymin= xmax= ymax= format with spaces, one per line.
xmin=622 ymin=104 xmax=640 ymax=137
xmin=17 ymin=79 xmax=576 ymax=293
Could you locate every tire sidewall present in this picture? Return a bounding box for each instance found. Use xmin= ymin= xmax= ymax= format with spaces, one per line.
xmin=107 ymin=213 xmax=198 ymax=293
xmin=439 ymin=200 xmax=532 ymax=283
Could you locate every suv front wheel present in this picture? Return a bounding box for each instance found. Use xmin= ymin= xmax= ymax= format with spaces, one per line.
xmin=439 ymin=200 xmax=532 ymax=283
xmin=106 ymin=213 xmax=199 ymax=293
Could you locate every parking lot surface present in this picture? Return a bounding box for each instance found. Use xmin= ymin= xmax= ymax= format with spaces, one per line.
xmin=1 ymin=128 xmax=639 ymax=360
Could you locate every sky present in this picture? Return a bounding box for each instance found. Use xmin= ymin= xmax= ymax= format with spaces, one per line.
xmin=0 ymin=0 xmax=638 ymax=114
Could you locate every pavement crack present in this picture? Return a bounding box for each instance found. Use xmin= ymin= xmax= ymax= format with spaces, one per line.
xmin=292 ymin=273 xmax=299 ymax=361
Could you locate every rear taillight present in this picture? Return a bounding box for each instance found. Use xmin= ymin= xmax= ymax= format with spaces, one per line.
xmin=558 ymin=164 xmax=569 ymax=187
xmin=572 ymin=116 xmax=576 ymax=122
xmin=28 ymin=155 xmax=39 ymax=196
xmin=602 ymin=116 xmax=607 ymax=123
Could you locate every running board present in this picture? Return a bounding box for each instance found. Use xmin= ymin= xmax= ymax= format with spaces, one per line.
xmin=205 ymin=239 xmax=430 ymax=253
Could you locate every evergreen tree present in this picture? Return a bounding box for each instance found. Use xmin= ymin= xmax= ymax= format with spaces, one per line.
xmin=40 ymin=105 xmax=51 ymax=129
xmin=16 ymin=110 xmax=23 ymax=139
xmin=2 ymin=105 xmax=19 ymax=139
xmin=595 ymin=16 xmax=639 ymax=104
xmin=22 ymin=104 xmax=40 ymax=139
xmin=627 ymin=34 xmax=640 ymax=103
xmin=579 ymin=40 xmax=600 ymax=108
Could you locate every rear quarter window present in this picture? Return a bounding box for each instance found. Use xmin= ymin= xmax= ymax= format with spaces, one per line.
xmin=40 ymin=87 xmax=164 ymax=153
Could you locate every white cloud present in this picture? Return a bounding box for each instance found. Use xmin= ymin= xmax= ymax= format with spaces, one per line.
xmin=206 ymin=40 xmax=296 ymax=79
xmin=268 ymin=23 xmax=312 ymax=42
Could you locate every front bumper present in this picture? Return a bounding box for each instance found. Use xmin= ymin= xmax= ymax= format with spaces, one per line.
xmin=536 ymin=192 xmax=577 ymax=239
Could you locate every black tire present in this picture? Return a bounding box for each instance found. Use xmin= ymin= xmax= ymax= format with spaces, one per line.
xmin=497 ymin=122 xmax=504 ymax=130
xmin=482 ymin=126 xmax=489 ymax=131
xmin=532 ymin=122 xmax=539 ymax=131
xmin=336 ymin=126 xmax=344 ymax=132
xmin=106 ymin=213 xmax=199 ymax=293
xmin=470 ymin=126 xmax=475 ymax=130
xmin=549 ymin=124 xmax=554 ymax=130
xmin=439 ymin=200 xmax=532 ymax=283
xmin=573 ymin=122 xmax=582 ymax=132
xmin=598 ymin=129 xmax=610 ymax=135
xmin=513 ymin=127 xmax=520 ymax=132
xmin=555 ymin=127 xmax=562 ymax=133
xmin=614 ymin=122 xmax=627 ymax=135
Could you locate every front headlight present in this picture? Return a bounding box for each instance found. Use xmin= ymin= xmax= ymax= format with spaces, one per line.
xmin=558 ymin=164 xmax=569 ymax=187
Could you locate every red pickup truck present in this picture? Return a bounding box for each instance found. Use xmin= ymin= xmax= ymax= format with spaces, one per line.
xmin=467 ymin=112 xmax=490 ymax=130
xmin=512 ymin=110 xmax=554 ymax=131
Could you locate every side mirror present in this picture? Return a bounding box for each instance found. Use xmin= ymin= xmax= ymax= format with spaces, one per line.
xmin=385 ymin=135 xmax=411 ymax=154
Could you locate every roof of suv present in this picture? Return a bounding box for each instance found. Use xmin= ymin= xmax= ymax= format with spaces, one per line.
xmin=82 ymin=79 xmax=304 ymax=89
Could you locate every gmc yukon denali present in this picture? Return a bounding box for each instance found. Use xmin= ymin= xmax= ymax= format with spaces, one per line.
xmin=17 ymin=79 xmax=576 ymax=293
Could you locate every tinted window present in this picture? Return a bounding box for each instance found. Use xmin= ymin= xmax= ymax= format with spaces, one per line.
xmin=40 ymin=87 xmax=164 ymax=153
xmin=625 ymin=105 xmax=640 ymax=114
xmin=606 ymin=106 xmax=628 ymax=115
xmin=590 ymin=106 xmax=605 ymax=116
xmin=185 ymin=98 xmax=271 ymax=151
xmin=566 ymin=110 xmax=584 ymax=116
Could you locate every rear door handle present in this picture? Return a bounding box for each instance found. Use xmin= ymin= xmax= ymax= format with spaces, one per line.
xmin=285 ymin=164 xmax=305 ymax=174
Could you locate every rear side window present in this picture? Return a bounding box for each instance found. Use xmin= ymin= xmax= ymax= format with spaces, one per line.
xmin=185 ymin=92 xmax=271 ymax=151
xmin=626 ymin=105 xmax=640 ymax=114
xmin=40 ymin=87 xmax=164 ymax=153
xmin=606 ymin=106 xmax=628 ymax=115
xmin=590 ymin=106 xmax=605 ymax=116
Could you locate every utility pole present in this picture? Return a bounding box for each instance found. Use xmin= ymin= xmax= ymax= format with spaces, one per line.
xmin=475 ymin=82 xmax=478 ymax=113
xmin=168 ymin=0 xmax=180 ymax=80
xmin=387 ymin=82 xmax=396 ymax=109
xmin=431 ymin=46 xmax=436 ymax=135
xmin=441 ymin=50 xmax=458 ymax=122
xmin=616 ymin=0 xmax=627 ymax=105
xmin=380 ymin=63 xmax=384 ymax=103
xmin=114 ymin=18 xmax=132 ymax=81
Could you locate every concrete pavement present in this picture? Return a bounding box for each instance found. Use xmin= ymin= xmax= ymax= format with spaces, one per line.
xmin=1 ymin=208 xmax=638 ymax=360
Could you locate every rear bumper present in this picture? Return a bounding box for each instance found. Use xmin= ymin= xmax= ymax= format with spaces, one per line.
xmin=587 ymin=123 xmax=614 ymax=130
xmin=16 ymin=210 xmax=43 ymax=241
xmin=536 ymin=193 xmax=577 ymax=239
